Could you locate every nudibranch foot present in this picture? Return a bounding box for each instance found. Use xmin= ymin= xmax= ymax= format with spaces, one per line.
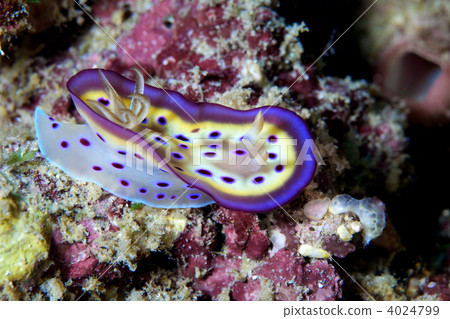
xmin=34 ymin=108 xmax=214 ymax=209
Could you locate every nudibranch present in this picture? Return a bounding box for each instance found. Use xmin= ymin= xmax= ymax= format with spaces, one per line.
xmin=35 ymin=69 xmax=317 ymax=213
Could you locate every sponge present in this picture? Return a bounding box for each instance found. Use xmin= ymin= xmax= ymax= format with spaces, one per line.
xmin=329 ymin=195 xmax=386 ymax=246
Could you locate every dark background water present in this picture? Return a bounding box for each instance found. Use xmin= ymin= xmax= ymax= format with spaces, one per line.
xmin=277 ymin=0 xmax=450 ymax=295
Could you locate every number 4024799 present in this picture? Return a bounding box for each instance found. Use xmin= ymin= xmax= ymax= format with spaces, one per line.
xmin=387 ymin=306 xmax=439 ymax=316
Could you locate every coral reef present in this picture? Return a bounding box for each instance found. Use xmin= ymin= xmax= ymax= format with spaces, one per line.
xmin=0 ymin=0 xmax=88 ymax=58
xmin=1 ymin=0 xmax=441 ymax=301
xmin=0 ymin=196 xmax=50 ymax=282
xmin=0 ymin=0 xmax=28 ymax=56
xmin=174 ymin=208 xmax=344 ymax=301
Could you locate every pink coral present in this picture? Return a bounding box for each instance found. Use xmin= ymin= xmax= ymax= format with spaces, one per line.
xmin=174 ymin=207 xmax=343 ymax=300
xmin=173 ymin=216 xmax=217 ymax=278
xmin=423 ymin=275 xmax=450 ymax=301
xmin=271 ymin=210 xmax=301 ymax=251
xmin=51 ymin=218 xmax=120 ymax=283
xmin=214 ymin=208 xmax=270 ymax=259
xmin=303 ymin=259 xmax=343 ymax=301
xmin=117 ymin=0 xmax=240 ymax=99
xmin=52 ymin=228 xmax=114 ymax=281
xmin=321 ymin=235 xmax=356 ymax=258
xmin=194 ymin=256 xmax=242 ymax=299
xmin=230 ymin=279 xmax=262 ymax=301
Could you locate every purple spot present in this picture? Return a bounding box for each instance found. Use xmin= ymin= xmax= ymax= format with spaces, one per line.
xmin=235 ymin=149 xmax=247 ymax=156
xmin=92 ymin=166 xmax=102 ymax=171
xmin=170 ymin=195 xmax=177 ymax=200
xmin=179 ymin=144 xmax=189 ymax=149
xmin=196 ymin=169 xmax=212 ymax=177
xmin=191 ymin=128 xmax=200 ymax=133
xmin=175 ymin=134 xmax=190 ymax=142
xmin=203 ymin=152 xmax=216 ymax=158
xmin=142 ymin=118 xmax=148 ymax=124
xmin=79 ymin=138 xmax=91 ymax=147
xmin=275 ymin=165 xmax=284 ymax=173
xmin=156 ymin=193 xmax=166 ymax=200
xmin=268 ymin=153 xmax=277 ymax=160
xmin=51 ymin=123 xmax=59 ymax=129
xmin=112 ymin=162 xmax=124 ymax=169
xmin=60 ymin=141 xmax=69 ymax=148
xmin=98 ymin=97 xmax=110 ymax=106
xmin=221 ymin=176 xmax=235 ymax=184
xmin=97 ymin=133 xmax=106 ymax=143
xmin=209 ymin=131 xmax=221 ymax=138
xmin=157 ymin=116 xmax=167 ymax=125
xmin=253 ymin=176 xmax=264 ymax=184
xmin=268 ymin=135 xmax=278 ymax=143
xmin=117 ymin=150 xmax=126 ymax=155
xmin=156 ymin=182 xmax=170 ymax=188
xmin=172 ymin=152 xmax=183 ymax=160
xmin=48 ymin=117 xmax=55 ymax=121
xmin=154 ymin=136 xmax=167 ymax=144
xmin=208 ymin=144 xmax=219 ymax=149
xmin=175 ymin=166 xmax=184 ymax=172
xmin=139 ymin=188 xmax=148 ymax=194
xmin=189 ymin=194 xmax=201 ymax=200
xmin=120 ymin=179 xmax=130 ymax=187
xmin=134 ymin=153 xmax=144 ymax=160
xmin=160 ymin=168 xmax=169 ymax=173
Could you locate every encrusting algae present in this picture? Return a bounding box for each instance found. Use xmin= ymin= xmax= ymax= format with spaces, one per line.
xmin=0 ymin=197 xmax=50 ymax=282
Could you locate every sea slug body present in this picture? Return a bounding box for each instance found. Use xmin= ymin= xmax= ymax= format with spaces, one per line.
xmin=35 ymin=69 xmax=317 ymax=213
